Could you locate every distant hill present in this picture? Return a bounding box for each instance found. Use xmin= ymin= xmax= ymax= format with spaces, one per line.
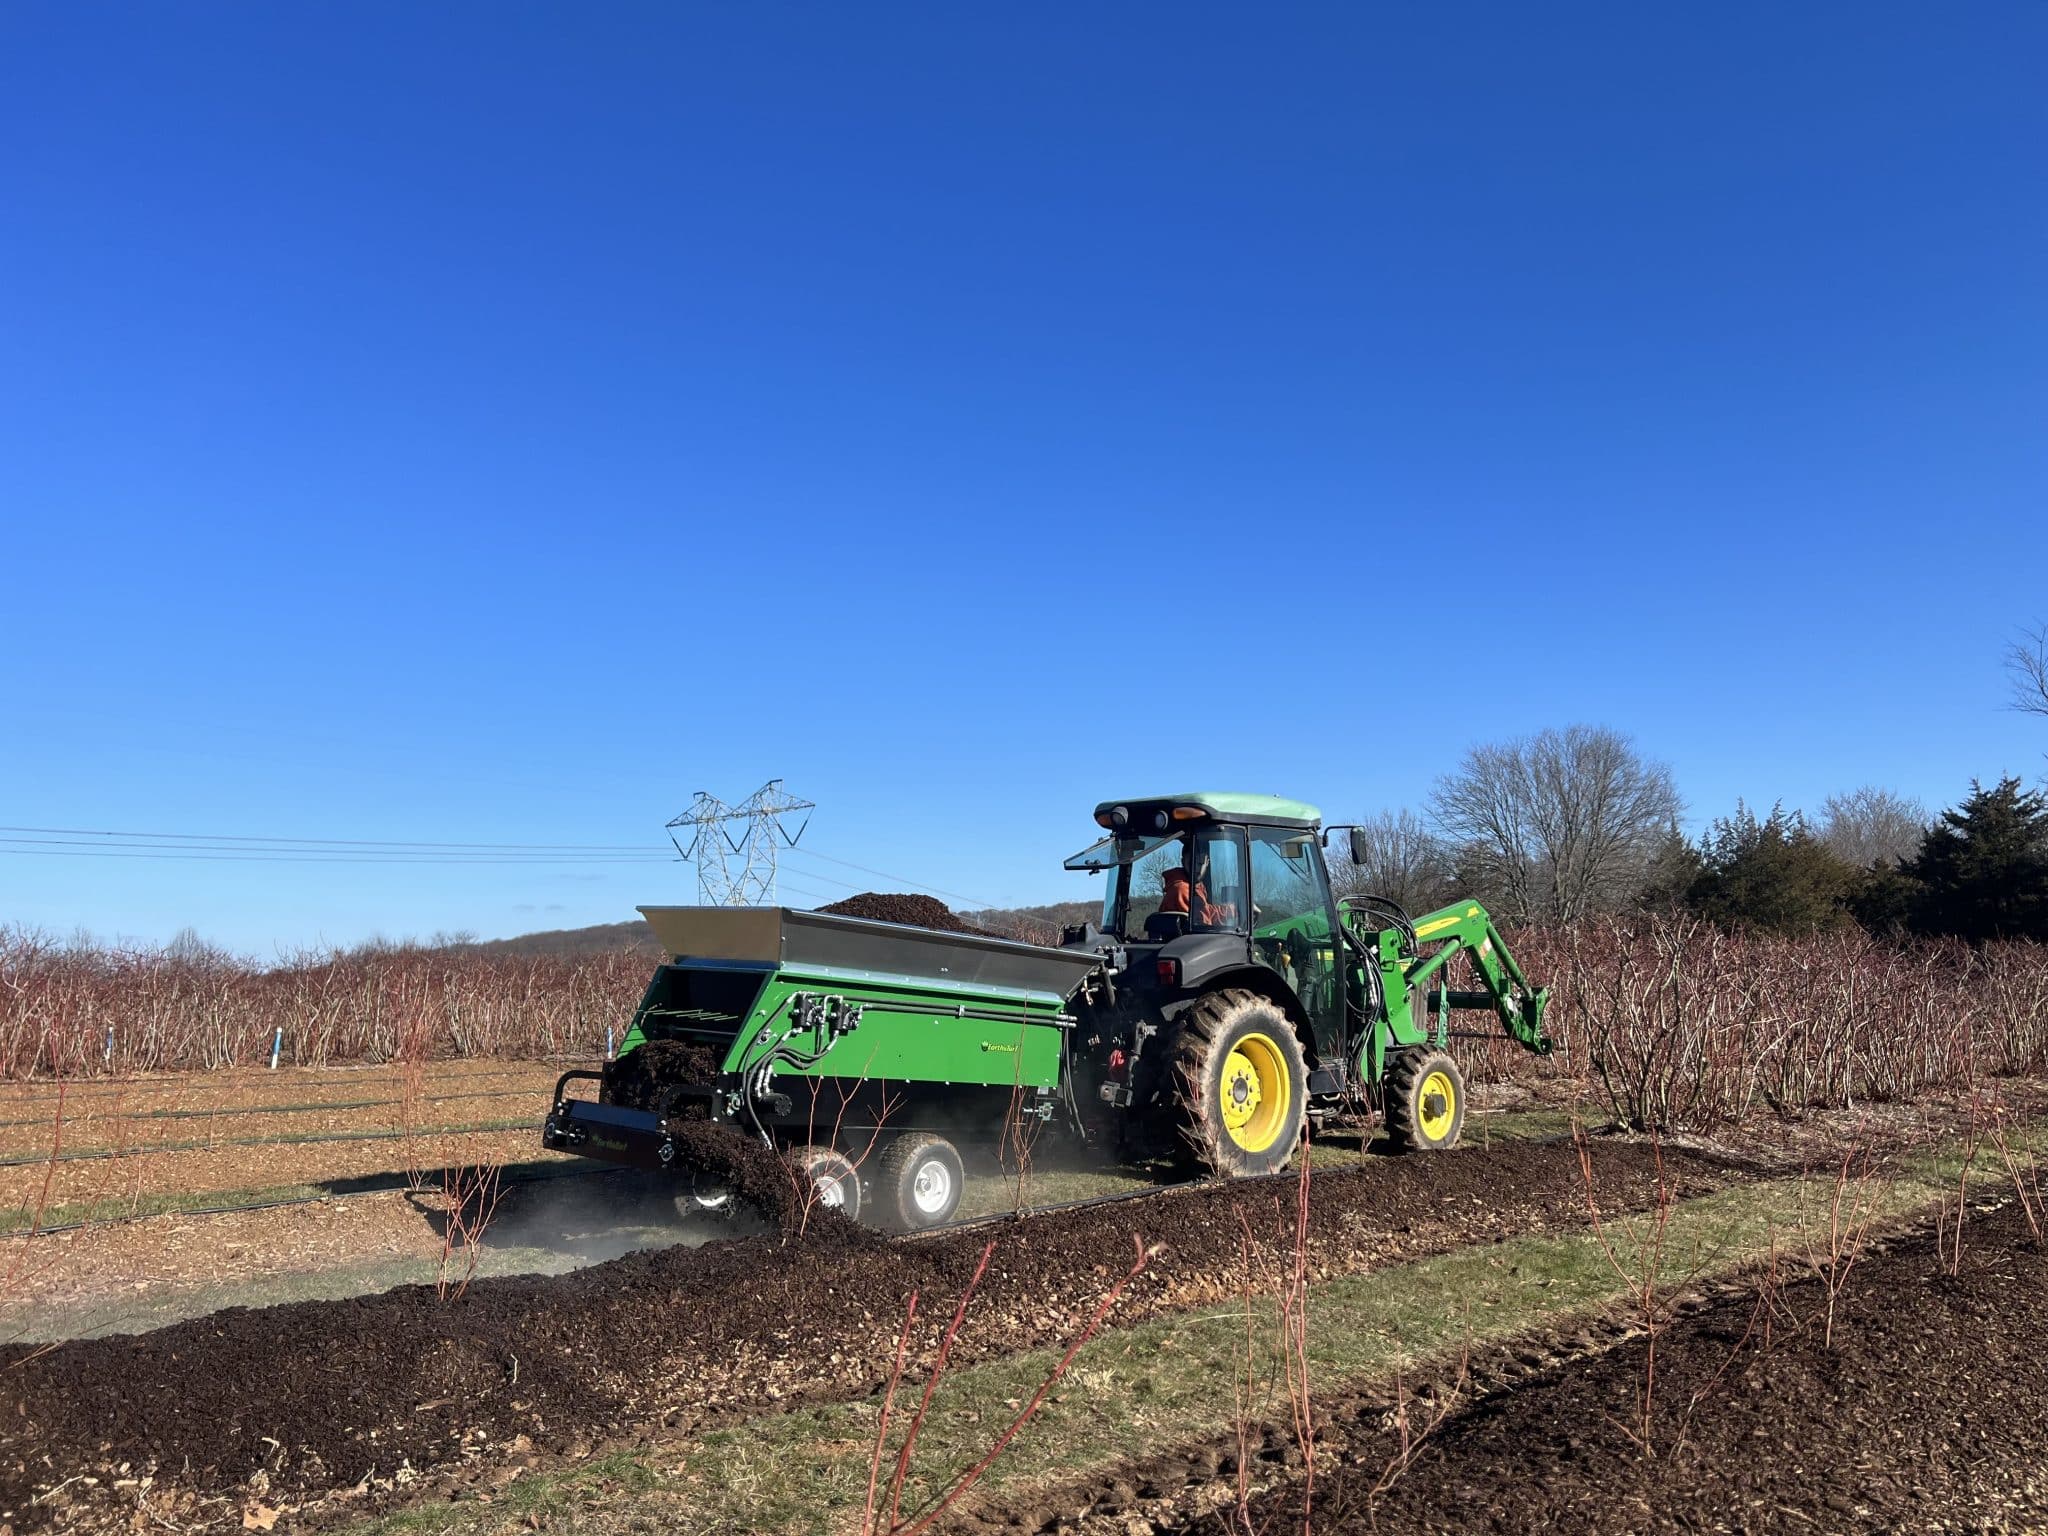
xmin=466 ymin=919 xmax=662 ymax=958
xmin=961 ymin=901 xmax=1100 ymax=941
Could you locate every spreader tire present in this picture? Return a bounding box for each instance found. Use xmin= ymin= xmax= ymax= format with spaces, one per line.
xmin=672 ymin=1171 xmax=736 ymax=1222
xmin=788 ymin=1145 xmax=863 ymax=1223
xmin=873 ymin=1132 xmax=965 ymax=1231
xmin=1161 ymin=989 xmax=1308 ymax=1178
xmin=1384 ymin=1049 xmax=1465 ymax=1152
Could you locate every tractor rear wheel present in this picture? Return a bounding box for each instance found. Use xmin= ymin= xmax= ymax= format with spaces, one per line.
xmin=873 ymin=1132 xmax=965 ymax=1231
xmin=1161 ymin=989 xmax=1308 ymax=1178
xmin=1384 ymin=1049 xmax=1465 ymax=1152
xmin=788 ymin=1145 xmax=864 ymax=1223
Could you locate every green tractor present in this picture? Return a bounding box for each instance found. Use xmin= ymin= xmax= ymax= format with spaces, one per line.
xmin=542 ymin=792 xmax=1551 ymax=1230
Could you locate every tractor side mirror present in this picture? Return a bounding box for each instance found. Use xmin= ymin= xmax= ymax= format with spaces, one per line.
xmin=1348 ymin=826 xmax=1370 ymax=867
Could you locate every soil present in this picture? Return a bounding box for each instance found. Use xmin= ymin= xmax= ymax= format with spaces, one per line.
xmin=0 ymin=1139 xmax=1754 ymax=1531
xmin=821 ymin=892 xmax=1000 ymax=937
xmin=1044 ymin=1204 xmax=2048 ymax=1536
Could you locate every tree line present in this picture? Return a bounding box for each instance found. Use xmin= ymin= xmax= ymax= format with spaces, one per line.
xmin=1339 ymin=717 xmax=2048 ymax=943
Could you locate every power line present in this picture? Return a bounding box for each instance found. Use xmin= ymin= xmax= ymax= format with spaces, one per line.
xmin=782 ymin=844 xmax=1002 ymax=911
xmin=0 ymin=837 xmax=673 ymax=861
xmin=0 ymin=822 xmax=1007 ymax=907
xmin=0 ymin=825 xmax=660 ymax=852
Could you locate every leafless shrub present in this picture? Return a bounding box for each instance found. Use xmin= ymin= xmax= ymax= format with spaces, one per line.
xmin=1367 ymin=1322 xmax=1471 ymax=1502
xmin=1808 ymin=1135 xmax=1889 ymax=1348
xmin=1573 ymin=1125 xmax=1682 ymax=1454
xmin=862 ymin=1236 xmax=1152 ymax=1535
xmin=1538 ymin=916 xmax=2044 ymax=1132
xmin=0 ymin=927 xmax=646 ymax=1078
xmin=1985 ymin=1106 xmax=2044 ymax=1244
xmin=1937 ymin=1089 xmax=1992 ymax=1276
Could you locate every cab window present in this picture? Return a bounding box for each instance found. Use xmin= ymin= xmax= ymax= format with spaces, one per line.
xmin=1249 ymin=827 xmax=1339 ymax=1024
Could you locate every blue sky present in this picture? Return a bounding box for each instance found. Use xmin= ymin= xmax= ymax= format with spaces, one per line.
xmin=3 ymin=4 xmax=2044 ymax=954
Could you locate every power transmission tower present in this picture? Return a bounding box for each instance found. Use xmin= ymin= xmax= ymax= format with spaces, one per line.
xmin=665 ymin=780 xmax=815 ymax=906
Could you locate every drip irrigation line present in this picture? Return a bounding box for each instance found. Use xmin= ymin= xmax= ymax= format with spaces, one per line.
xmin=0 ymin=1085 xmax=541 ymax=1131
xmin=0 ymin=1161 xmax=626 ymax=1240
xmin=0 ymin=1116 xmax=540 ymax=1167
xmin=0 ymin=1062 xmax=584 ymax=1102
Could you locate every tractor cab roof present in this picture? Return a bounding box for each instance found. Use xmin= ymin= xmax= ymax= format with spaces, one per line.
xmin=1091 ymin=791 xmax=1322 ymax=832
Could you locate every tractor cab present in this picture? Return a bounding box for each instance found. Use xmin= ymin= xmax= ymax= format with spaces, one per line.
xmin=1065 ymin=793 xmax=1348 ymax=1063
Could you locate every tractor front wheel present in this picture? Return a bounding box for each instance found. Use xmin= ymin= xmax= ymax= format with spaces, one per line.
xmin=1384 ymin=1049 xmax=1465 ymax=1152
xmin=1162 ymin=989 xmax=1309 ymax=1178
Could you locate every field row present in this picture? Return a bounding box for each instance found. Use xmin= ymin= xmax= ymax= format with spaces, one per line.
xmin=6 ymin=926 xmax=2047 ymax=1137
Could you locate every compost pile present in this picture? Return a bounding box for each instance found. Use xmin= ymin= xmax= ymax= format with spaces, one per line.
xmin=602 ymin=1038 xmax=721 ymax=1115
xmin=819 ymin=891 xmax=997 ymax=935
xmin=0 ymin=1140 xmax=1747 ymax=1528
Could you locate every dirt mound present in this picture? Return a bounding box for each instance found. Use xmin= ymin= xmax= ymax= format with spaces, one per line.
xmin=0 ymin=1139 xmax=1752 ymax=1529
xmin=819 ymin=891 xmax=996 ymax=936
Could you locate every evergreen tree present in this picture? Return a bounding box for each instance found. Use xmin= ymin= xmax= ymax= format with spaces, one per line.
xmin=1686 ymin=802 xmax=1859 ymax=934
xmin=1905 ymin=778 xmax=2048 ymax=942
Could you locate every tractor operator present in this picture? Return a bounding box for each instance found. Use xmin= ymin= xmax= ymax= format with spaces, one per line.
xmin=1159 ymin=856 xmax=1241 ymax=929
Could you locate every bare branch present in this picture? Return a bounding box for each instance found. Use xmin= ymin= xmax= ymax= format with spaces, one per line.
xmin=1816 ymin=787 xmax=1928 ymax=869
xmin=1432 ymin=726 xmax=1682 ymax=921
xmin=2008 ymin=623 xmax=2048 ymax=719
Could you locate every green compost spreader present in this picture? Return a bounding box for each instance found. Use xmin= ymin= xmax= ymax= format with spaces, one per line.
xmin=542 ymin=792 xmax=1552 ymax=1231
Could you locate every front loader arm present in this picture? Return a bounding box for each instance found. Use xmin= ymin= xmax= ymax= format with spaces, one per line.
xmin=1342 ymin=898 xmax=1552 ymax=1057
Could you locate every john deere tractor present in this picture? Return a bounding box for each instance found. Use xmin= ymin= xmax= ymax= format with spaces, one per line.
xmin=543 ymin=792 xmax=1551 ymax=1230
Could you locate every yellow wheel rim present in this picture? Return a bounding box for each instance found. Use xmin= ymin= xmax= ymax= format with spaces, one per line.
xmin=1219 ymin=1031 xmax=1291 ymax=1154
xmin=1417 ymin=1069 xmax=1457 ymax=1142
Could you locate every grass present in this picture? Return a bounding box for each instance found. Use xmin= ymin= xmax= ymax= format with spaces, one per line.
xmin=335 ymin=1121 xmax=2047 ymax=1536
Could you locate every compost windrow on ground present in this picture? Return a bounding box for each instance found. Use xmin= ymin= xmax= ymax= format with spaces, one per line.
xmin=0 ymin=1138 xmax=1754 ymax=1529
xmin=1130 ymin=1202 xmax=2048 ymax=1535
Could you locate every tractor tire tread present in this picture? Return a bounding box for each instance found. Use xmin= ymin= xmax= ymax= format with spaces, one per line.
xmin=1159 ymin=988 xmax=1307 ymax=1180
xmin=1383 ymin=1048 xmax=1465 ymax=1153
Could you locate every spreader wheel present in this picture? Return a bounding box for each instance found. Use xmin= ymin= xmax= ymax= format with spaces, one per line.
xmin=874 ymin=1132 xmax=965 ymax=1231
xmin=1161 ymin=988 xmax=1309 ymax=1178
xmin=673 ymin=1171 xmax=735 ymax=1221
xmin=788 ymin=1145 xmax=864 ymax=1223
xmin=1384 ymin=1049 xmax=1465 ymax=1152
